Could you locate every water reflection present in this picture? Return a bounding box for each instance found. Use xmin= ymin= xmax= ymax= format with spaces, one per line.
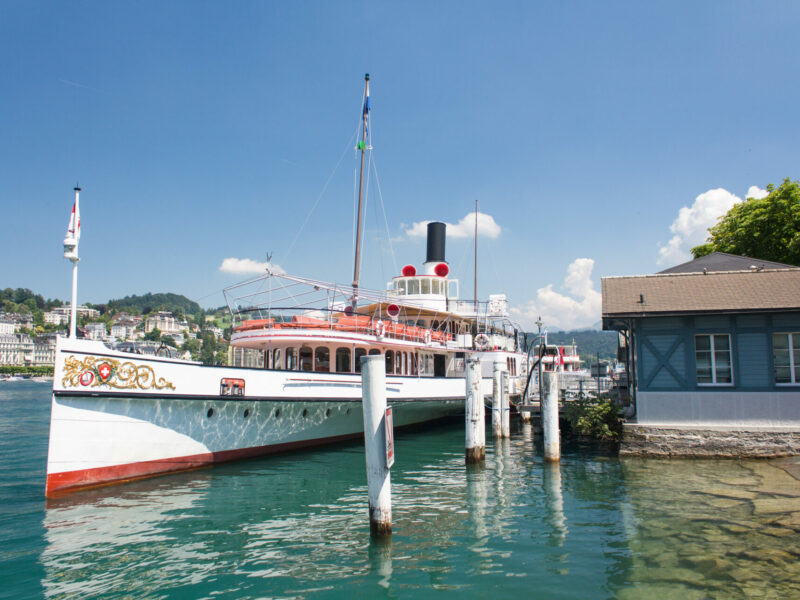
xmin=31 ymin=413 xmax=799 ymax=600
xmin=543 ymin=462 xmax=568 ymax=547
xmin=368 ymin=537 xmax=392 ymax=589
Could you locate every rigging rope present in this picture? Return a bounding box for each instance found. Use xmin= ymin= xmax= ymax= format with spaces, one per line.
xmin=370 ymin=154 xmax=399 ymax=276
xmin=283 ymin=124 xmax=360 ymax=266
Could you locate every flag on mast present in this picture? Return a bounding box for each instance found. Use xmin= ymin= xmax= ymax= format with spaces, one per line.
xmin=67 ymin=193 xmax=80 ymax=243
xmin=63 ymin=186 xmax=81 ymax=261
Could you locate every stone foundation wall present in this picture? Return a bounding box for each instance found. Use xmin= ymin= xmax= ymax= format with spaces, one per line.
xmin=621 ymin=424 xmax=800 ymax=458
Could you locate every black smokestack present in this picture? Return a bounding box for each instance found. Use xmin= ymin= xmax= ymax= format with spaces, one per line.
xmin=426 ymin=222 xmax=446 ymax=263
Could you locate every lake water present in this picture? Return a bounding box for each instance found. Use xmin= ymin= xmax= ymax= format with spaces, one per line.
xmin=1 ymin=381 xmax=798 ymax=599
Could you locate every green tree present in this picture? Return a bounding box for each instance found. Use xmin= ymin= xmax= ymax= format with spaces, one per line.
xmin=200 ymin=332 xmax=217 ymax=365
xmin=692 ymin=179 xmax=800 ymax=265
xmin=144 ymin=327 xmax=161 ymax=342
xmin=161 ymin=335 xmax=177 ymax=348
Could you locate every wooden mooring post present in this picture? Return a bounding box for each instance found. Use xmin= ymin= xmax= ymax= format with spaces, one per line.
xmin=465 ymin=356 xmax=485 ymax=463
xmin=542 ymin=371 xmax=560 ymax=462
xmin=361 ymin=355 xmax=392 ymax=537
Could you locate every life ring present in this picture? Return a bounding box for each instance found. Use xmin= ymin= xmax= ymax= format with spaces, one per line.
xmin=474 ymin=333 xmax=490 ymax=350
xmin=375 ymin=320 xmax=386 ymax=338
xmin=424 ymin=329 xmax=432 ymax=344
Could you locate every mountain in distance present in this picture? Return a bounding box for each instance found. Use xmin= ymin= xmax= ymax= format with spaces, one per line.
xmin=524 ymin=328 xmax=618 ymax=364
xmin=106 ymin=293 xmax=201 ymax=316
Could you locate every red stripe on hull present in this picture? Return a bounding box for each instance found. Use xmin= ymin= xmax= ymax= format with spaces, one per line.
xmin=45 ymin=432 xmax=361 ymax=497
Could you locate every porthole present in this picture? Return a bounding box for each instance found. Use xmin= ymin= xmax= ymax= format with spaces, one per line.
xmin=207 ymin=408 xmax=214 ymax=418
xmin=243 ymin=408 xmax=250 ymax=418
xmin=302 ymin=408 xmax=309 ymax=418
xmin=326 ymin=408 xmax=331 ymax=417
xmin=274 ymin=408 xmax=281 ymax=418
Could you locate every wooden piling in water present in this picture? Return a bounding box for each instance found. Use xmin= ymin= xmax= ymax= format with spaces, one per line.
xmin=542 ymin=371 xmax=560 ymax=462
xmin=465 ymin=356 xmax=485 ymax=463
xmin=361 ymin=355 xmax=392 ymax=536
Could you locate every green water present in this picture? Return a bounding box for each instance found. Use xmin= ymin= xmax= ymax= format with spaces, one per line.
xmin=1 ymin=382 xmax=798 ymax=599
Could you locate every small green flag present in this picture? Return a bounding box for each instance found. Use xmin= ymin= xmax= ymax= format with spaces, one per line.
xmin=357 ymin=141 xmax=366 ymax=150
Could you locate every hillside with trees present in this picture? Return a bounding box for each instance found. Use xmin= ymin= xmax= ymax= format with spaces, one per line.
xmin=525 ymin=329 xmax=618 ymax=364
xmin=106 ymin=293 xmax=201 ymax=316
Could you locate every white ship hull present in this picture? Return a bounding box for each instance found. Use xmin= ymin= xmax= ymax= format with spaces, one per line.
xmin=46 ymin=338 xmax=477 ymax=496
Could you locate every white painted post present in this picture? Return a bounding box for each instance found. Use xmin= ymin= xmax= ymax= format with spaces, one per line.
xmin=492 ymin=359 xmax=504 ymax=439
xmin=501 ymin=371 xmax=510 ymax=438
xmin=465 ymin=356 xmax=485 ymax=463
xmin=361 ymin=355 xmax=392 ymax=536
xmin=542 ymin=371 xmax=560 ymax=462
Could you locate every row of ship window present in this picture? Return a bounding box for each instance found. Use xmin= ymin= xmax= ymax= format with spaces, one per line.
xmin=695 ymin=332 xmax=800 ymax=385
xmin=259 ymin=346 xmax=436 ymax=376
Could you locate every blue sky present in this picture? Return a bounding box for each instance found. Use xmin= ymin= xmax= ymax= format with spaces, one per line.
xmin=2 ymin=1 xmax=799 ymax=330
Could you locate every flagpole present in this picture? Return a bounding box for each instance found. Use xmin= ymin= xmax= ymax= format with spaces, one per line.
xmin=63 ymin=185 xmax=81 ymax=339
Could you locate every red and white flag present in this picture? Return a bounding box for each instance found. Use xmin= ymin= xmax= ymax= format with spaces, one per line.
xmin=66 ymin=193 xmax=81 ymax=243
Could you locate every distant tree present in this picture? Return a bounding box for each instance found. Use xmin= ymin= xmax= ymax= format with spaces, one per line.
xmin=161 ymin=335 xmax=177 ymax=348
xmin=144 ymin=327 xmax=161 ymax=342
xmin=692 ymin=178 xmax=800 ymax=265
xmin=200 ymin=332 xmax=217 ymax=365
xmin=195 ymin=310 xmax=206 ymax=329
xmin=182 ymin=338 xmax=201 ymax=359
xmin=14 ymin=288 xmax=35 ymax=304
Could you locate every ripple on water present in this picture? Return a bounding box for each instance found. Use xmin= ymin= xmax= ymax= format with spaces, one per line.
xmin=2 ymin=383 xmax=799 ymax=599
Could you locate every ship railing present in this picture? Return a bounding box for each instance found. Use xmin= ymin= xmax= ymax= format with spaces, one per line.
xmin=231 ymin=307 xmax=457 ymax=346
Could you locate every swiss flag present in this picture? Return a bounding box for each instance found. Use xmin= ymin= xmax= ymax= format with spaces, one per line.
xmin=98 ymin=363 xmax=112 ymax=381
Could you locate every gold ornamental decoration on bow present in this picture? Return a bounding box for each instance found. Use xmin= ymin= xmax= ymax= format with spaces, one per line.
xmin=62 ymin=355 xmax=176 ymax=391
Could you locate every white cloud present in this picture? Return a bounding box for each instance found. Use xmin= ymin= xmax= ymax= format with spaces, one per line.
xmin=405 ymin=211 xmax=502 ymax=239
xmin=657 ymin=188 xmax=742 ymax=265
xmin=510 ymin=258 xmax=601 ymax=331
xmin=746 ymin=185 xmax=768 ymax=200
xmin=219 ymin=257 xmax=285 ymax=275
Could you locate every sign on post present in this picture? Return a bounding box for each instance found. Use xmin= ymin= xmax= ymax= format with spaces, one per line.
xmin=385 ymin=406 xmax=394 ymax=468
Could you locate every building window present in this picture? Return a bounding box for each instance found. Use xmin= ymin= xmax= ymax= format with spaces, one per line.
xmin=695 ymin=334 xmax=732 ymax=385
xmin=773 ymin=333 xmax=800 ymax=384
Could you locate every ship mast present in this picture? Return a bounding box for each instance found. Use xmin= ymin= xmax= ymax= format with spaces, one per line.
xmin=351 ymin=73 xmax=370 ymax=309
xmin=474 ymin=198 xmax=478 ymax=312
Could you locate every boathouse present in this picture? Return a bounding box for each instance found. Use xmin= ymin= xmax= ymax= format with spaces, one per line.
xmin=602 ymin=253 xmax=800 ymax=456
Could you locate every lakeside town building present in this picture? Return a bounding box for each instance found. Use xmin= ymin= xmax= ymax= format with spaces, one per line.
xmin=45 ymin=305 xmax=100 ymax=326
xmin=145 ymin=311 xmax=189 ymax=336
xmin=603 ymin=252 xmax=800 ymax=456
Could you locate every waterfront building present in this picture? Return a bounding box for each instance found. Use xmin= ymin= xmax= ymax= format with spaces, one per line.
xmin=0 ymin=334 xmax=34 ymax=365
xmin=84 ymin=323 xmax=108 ymax=341
xmin=603 ymin=253 xmax=800 ymax=445
xmin=144 ymin=311 xmax=186 ymax=335
xmin=0 ymin=319 xmax=14 ymax=335
xmin=34 ymin=333 xmax=61 ymax=365
xmin=44 ymin=311 xmax=69 ymax=326
xmin=0 ymin=313 xmax=34 ymax=332
xmin=51 ymin=305 xmax=100 ymax=320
